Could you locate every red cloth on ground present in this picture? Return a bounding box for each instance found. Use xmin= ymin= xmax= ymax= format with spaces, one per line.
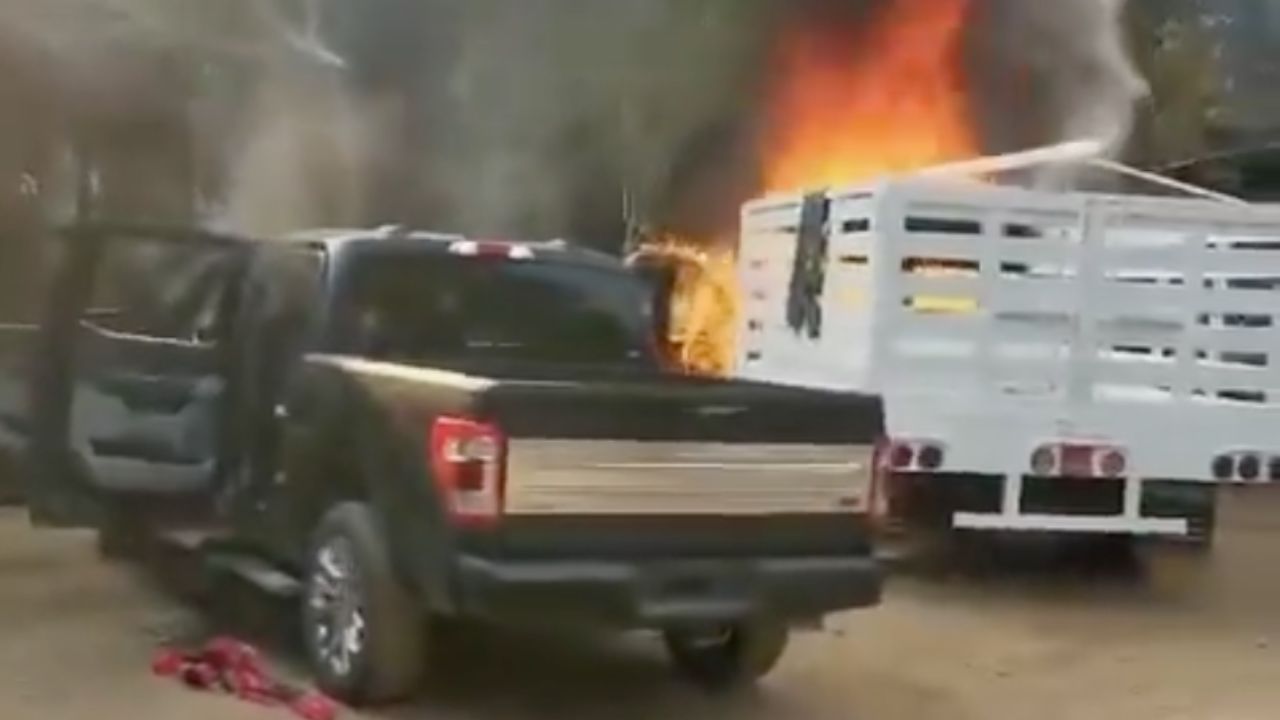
xmin=152 ymin=636 xmax=339 ymax=720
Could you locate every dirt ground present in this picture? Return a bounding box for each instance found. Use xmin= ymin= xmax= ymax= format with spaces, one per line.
xmin=1 ymin=490 xmax=1280 ymax=720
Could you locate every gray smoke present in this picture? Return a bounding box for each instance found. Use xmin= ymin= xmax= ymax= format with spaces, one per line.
xmin=0 ymin=0 xmax=1152 ymax=257
xmin=971 ymin=0 xmax=1148 ymax=164
xmin=344 ymin=0 xmax=776 ymax=242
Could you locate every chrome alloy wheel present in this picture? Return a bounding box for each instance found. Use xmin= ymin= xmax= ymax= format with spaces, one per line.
xmin=308 ymin=537 xmax=367 ymax=679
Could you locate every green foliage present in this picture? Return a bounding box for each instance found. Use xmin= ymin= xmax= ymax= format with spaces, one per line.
xmin=1126 ymin=1 xmax=1223 ymax=165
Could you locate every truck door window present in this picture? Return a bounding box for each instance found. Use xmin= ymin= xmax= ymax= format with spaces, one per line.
xmin=87 ymin=238 xmax=234 ymax=343
xmin=252 ymin=249 xmax=325 ymax=344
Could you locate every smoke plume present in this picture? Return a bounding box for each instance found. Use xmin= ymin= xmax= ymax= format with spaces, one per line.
xmin=0 ymin=0 xmax=1150 ymax=274
xmin=970 ymin=0 xmax=1148 ymax=159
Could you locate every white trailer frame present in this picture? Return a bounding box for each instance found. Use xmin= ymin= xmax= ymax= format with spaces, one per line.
xmin=735 ymin=177 xmax=1280 ymax=536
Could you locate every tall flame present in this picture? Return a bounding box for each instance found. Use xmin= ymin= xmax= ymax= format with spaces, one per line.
xmin=647 ymin=0 xmax=981 ymax=376
xmin=763 ymin=0 xmax=978 ymax=193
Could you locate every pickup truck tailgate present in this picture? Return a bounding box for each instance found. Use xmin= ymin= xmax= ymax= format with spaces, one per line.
xmin=475 ymin=376 xmax=881 ymax=558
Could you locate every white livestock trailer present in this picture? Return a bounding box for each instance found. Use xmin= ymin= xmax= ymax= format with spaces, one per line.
xmin=734 ymin=169 xmax=1280 ymax=545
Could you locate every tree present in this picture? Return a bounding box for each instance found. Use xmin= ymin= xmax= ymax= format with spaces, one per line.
xmin=1125 ymin=0 xmax=1224 ymax=166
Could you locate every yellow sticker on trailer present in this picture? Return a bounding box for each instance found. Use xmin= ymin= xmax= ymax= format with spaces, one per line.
xmin=908 ymin=295 xmax=979 ymax=314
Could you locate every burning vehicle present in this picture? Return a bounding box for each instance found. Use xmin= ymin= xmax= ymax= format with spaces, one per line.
xmin=0 ymin=0 xmax=1231 ymax=704
xmin=12 ymin=223 xmax=884 ymax=704
xmin=626 ymin=238 xmax=740 ymax=377
xmin=624 ymin=0 xmax=1280 ymax=556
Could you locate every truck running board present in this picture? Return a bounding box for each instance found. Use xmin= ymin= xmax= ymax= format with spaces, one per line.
xmin=205 ymin=553 xmax=303 ymax=600
xmin=154 ymin=528 xmax=302 ymax=600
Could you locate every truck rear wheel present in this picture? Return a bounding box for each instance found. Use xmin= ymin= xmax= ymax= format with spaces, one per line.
xmin=664 ymin=621 xmax=789 ymax=690
xmin=303 ymin=503 xmax=425 ymax=705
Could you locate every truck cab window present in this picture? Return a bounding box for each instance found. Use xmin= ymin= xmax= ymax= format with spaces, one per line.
xmin=335 ymin=252 xmax=656 ymax=371
xmin=238 ymin=248 xmax=325 ymax=393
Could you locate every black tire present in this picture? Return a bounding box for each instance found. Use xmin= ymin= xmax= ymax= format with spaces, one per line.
xmin=0 ymin=450 xmax=23 ymax=506
xmin=1135 ymin=536 xmax=1215 ymax=594
xmin=664 ymin=621 xmax=789 ymax=690
xmin=303 ymin=502 xmax=426 ymax=705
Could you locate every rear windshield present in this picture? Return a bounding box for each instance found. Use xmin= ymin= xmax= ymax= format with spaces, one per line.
xmin=332 ymin=250 xmax=658 ymax=370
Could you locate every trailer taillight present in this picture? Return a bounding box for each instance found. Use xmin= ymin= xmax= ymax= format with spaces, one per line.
xmin=1238 ymin=454 xmax=1262 ymax=481
xmin=917 ymin=444 xmax=944 ymax=470
xmin=1211 ymin=455 xmax=1234 ymax=480
xmin=881 ymin=438 xmax=946 ymax=472
xmin=1029 ymin=445 xmax=1057 ymax=476
xmin=428 ymin=416 xmax=506 ymax=528
xmin=1209 ymin=451 xmax=1280 ymax=482
xmin=1029 ymin=443 xmax=1127 ymax=479
xmin=1097 ymin=449 xmax=1127 ymax=478
xmin=888 ymin=443 xmax=915 ymax=470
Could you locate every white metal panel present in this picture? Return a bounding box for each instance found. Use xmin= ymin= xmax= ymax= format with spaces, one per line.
xmin=733 ymin=176 xmax=1280 ymax=496
xmin=735 ymin=193 xmax=877 ymax=391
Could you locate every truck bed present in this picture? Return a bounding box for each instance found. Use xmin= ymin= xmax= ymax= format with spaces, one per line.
xmin=316 ymin=355 xmax=882 ymax=559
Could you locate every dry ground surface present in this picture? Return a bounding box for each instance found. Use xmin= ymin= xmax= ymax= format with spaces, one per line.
xmin=0 ymin=490 xmax=1279 ymax=720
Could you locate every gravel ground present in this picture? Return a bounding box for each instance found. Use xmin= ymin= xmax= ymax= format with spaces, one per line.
xmin=0 ymin=488 xmax=1279 ymax=720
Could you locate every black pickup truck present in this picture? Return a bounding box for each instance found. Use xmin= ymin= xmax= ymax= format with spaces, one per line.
xmin=20 ymin=224 xmax=884 ymax=704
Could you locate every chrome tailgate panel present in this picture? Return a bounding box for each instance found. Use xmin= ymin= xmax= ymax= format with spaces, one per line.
xmin=505 ymin=440 xmax=872 ymax=516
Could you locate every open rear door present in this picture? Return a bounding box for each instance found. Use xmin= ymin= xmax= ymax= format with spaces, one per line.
xmin=24 ymin=225 xmax=245 ymax=527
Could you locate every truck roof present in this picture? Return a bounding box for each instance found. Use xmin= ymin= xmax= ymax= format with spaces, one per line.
xmin=275 ymin=227 xmax=630 ymax=272
xmin=59 ymin=222 xmax=628 ymax=272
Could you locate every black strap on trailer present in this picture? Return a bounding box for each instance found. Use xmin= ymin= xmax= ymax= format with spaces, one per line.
xmin=786 ymin=192 xmax=830 ymax=341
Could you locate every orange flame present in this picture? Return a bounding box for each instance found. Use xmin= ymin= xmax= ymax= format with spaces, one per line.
xmin=763 ymin=0 xmax=978 ymax=193
xmin=651 ymin=0 xmax=980 ymax=377
xmin=629 ymin=237 xmax=740 ymax=377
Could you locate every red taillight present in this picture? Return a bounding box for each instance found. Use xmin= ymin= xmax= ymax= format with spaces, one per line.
xmin=878 ymin=438 xmax=945 ymax=473
xmin=429 ymin=416 xmax=506 ymax=528
xmin=889 ymin=443 xmax=915 ymax=470
xmin=1030 ymin=443 xmax=1128 ymax=478
xmin=1060 ymin=445 xmax=1094 ymax=476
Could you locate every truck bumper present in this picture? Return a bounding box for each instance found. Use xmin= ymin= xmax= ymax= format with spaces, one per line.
xmin=454 ymin=554 xmax=883 ymax=628
xmin=881 ymin=471 xmax=1215 ymax=539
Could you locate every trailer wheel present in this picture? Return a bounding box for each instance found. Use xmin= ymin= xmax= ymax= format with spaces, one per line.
xmin=664 ymin=621 xmax=789 ymax=690
xmin=1136 ymin=537 xmax=1215 ymax=594
xmin=303 ymin=503 xmax=425 ymax=705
